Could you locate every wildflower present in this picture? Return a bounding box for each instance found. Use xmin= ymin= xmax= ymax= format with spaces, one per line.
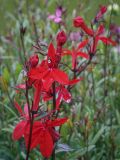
xmin=48 ymin=6 xmax=63 ymax=24
xmin=94 ymin=5 xmax=107 ymax=23
xmin=56 ymin=30 xmax=67 ymax=46
xmin=62 ymin=39 xmax=89 ymax=69
xmin=28 ymin=43 xmax=69 ymax=91
xmin=12 ymin=102 xmax=30 ymax=140
xmin=73 ymin=16 xmax=94 ymax=36
xmin=29 ymin=54 xmax=39 ymax=68
xmin=24 ymin=118 xmax=68 ymax=158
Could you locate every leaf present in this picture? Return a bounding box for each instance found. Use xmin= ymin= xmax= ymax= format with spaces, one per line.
xmin=56 ymin=143 xmax=74 ymax=153
xmin=116 ymin=110 xmax=120 ymax=125
xmin=3 ymin=68 xmax=10 ymax=83
xmin=90 ymin=126 xmax=106 ymax=145
xmin=17 ymin=69 xmax=26 ymax=84
xmin=68 ymin=145 xmax=95 ymax=159
xmin=0 ymin=102 xmax=17 ymax=117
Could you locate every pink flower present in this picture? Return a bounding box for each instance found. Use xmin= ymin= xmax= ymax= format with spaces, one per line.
xmin=48 ymin=6 xmax=63 ymax=24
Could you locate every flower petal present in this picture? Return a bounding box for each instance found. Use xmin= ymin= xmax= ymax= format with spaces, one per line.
xmin=42 ymin=71 xmax=54 ymax=91
xmin=77 ymin=39 xmax=88 ymax=50
xmin=32 ymin=81 xmax=42 ymax=111
xmin=12 ymin=121 xmax=26 ymax=140
xmin=48 ymin=43 xmax=56 ymax=63
xmin=62 ymin=88 xmax=72 ymax=103
xmin=47 ymin=118 xmax=68 ymax=127
xmin=62 ymin=49 xmax=71 ymax=56
xmin=39 ymin=130 xmax=53 ymax=158
xmin=28 ymin=68 xmax=49 ymax=80
xmin=69 ymin=78 xmax=83 ymax=85
xmin=98 ymin=36 xmax=117 ymax=46
xmin=14 ymin=101 xmax=23 ymax=116
xmin=77 ymin=52 xmax=89 ymax=59
xmin=52 ymin=69 xmax=69 ymax=84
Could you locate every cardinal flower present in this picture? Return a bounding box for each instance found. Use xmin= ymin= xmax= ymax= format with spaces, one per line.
xmin=12 ymin=102 xmax=30 ymax=140
xmin=62 ymin=39 xmax=89 ymax=69
xmin=56 ymin=86 xmax=72 ymax=109
xmin=29 ymin=54 xmax=39 ymax=68
xmin=24 ymin=118 xmax=68 ymax=158
xmin=56 ymin=30 xmax=67 ymax=46
xmin=28 ymin=43 xmax=69 ymax=91
xmin=94 ymin=5 xmax=107 ymax=23
xmin=90 ymin=24 xmax=116 ymax=53
xmin=32 ymin=80 xmax=42 ymax=111
xmin=42 ymin=78 xmax=82 ymax=108
xmin=73 ymin=16 xmax=116 ymax=54
xmin=73 ymin=16 xmax=94 ymax=36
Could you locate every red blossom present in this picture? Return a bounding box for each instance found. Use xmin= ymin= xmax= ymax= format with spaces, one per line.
xmin=94 ymin=5 xmax=107 ymax=23
xmin=56 ymin=30 xmax=67 ymax=46
xmin=29 ymin=54 xmax=39 ymax=68
xmin=56 ymin=86 xmax=72 ymax=109
xmin=28 ymin=43 xmax=69 ymax=91
xmin=90 ymin=24 xmax=117 ymax=53
xmin=62 ymin=39 xmax=89 ymax=69
xmin=12 ymin=102 xmax=30 ymax=140
xmin=24 ymin=118 xmax=68 ymax=158
xmin=73 ymin=16 xmax=94 ymax=36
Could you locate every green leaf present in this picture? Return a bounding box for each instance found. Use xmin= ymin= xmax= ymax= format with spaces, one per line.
xmin=90 ymin=126 xmax=106 ymax=145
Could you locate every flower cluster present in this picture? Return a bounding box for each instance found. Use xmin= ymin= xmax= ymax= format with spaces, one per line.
xmin=12 ymin=6 xmax=116 ymax=159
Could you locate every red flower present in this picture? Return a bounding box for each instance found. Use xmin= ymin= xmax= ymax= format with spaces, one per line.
xmin=56 ymin=86 xmax=72 ymax=109
xmin=28 ymin=43 xmax=69 ymax=91
xmin=24 ymin=118 xmax=68 ymax=158
xmin=32 ymin=81 xmax=42 ymax=111
xmin=62 ymin=39 xmax=89 ymax=69
xmin=94 ymin=5 xmax=107 ymax=23
xmin=56 ymin=30 xmax=67 ymax=46
xmin=90 ymin=24 xmax=116 ymax=53
xmin=73 ymin=16 xmax=94 ymax=36
xmin=12 ymin=102 xmax=29 ymax=140
xmin=29 ymin=54 xmax=39 ymax=68
xmin=42 ymin=78 xmax=83 ymax=108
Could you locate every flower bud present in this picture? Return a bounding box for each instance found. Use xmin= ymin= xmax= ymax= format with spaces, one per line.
xmin=56 ymin=30 xmax=67 ymax=46
xmin=73 ymin=16 xmax=84 ymax=27
xmin=73 ymin=16 xmax=93 ymax=36
xmin=29 ymin=54 xmax=39 ymax=68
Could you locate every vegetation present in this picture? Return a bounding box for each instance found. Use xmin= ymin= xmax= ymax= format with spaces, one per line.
xmin=0 ymin=0 xmax=120 ymax=159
